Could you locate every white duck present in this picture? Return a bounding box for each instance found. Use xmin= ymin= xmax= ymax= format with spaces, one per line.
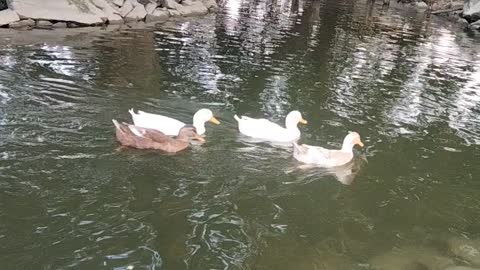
xmin=128 ymin=108 xmax=220 ymax=136
xmin=293 ymin=132 xmax=364 ymax=167
xmin=233 ymin=110 xmax=307 ymax=142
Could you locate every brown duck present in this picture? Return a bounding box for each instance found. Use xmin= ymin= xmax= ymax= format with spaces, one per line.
xmin=112 ymin=119 xmax=205 ymax=153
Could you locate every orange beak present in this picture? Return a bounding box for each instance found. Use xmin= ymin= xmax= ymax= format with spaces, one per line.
xmin=357 ymin=140 xmax=364 ymax=148
xmin=299 ymin=118 xmax=308 ymax=124
xmin=209 ymin=116 xmax=220 ymax=125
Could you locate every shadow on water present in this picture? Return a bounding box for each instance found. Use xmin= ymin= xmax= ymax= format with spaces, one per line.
xmin=0 ymin=0 xmax=480 ymax=269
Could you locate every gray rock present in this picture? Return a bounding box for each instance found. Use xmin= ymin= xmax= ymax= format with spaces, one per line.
xmin=145 ymin=1 xmax=158 ymax=14
xmin=168 ymin=9 xmax=181 ymax=17
xmin=449 ymin=238 xmax=480 ymax=267
xmin=370 ymin=247 xmax=454 ymax=270
xmin=145 ymin=7 xmax=169 ymax=22
xmin=416 ymin=1 xmax=428 ymax=9
xmin=445 ymin=267 xmax=480 ymax=270
xmin=458 ymin=18 xmax=470 ymax=27
xmin=0 ymin=9 xmax=20 ymax=26
xmin=162 ymin=0 xmax=181 ymax=9
xmin=119 ymin=0 xmax=135 ymax=17
xmin=52 ymin=22 xmax=67 ymax=28
xmin=124 ymin=3 xmax=147 ymax=21
xmin=464 ymin=0 xmax=480 ymax=21
xmin=9 ymin=18 xmax=34 ymax=28
xmin=8 ymin=0 xmax=105 ymax=25
xmin=111 ymin=0 xmax=125 ymax=6
xmin=91 ymin=0 xmax=123 ymax=24
xmin=176 ymin=1 xmax=208 ymax=16
xmin=36 ymin=20 xmax=53 ymax=27
xmin=201 ymin=0 xmax=218 ymax=10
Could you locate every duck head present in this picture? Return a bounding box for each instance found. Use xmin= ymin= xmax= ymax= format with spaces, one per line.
xmin=193 ymin=109 xmax=220 ymax=125
xmin=285 ymin=110 xmax=307 ymax=129
xmin=341 ymin=132 xmax=364 ymax=151
xmin=177 ymin=125 xmax=206 ymax=143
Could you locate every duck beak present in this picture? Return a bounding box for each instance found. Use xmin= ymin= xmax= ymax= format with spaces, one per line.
xmin=194 ymin=134 xmax=206 ymax=143
xmin=299 ymin=118 xmax=308 ymax=124
xmin=209 ymin=116 xmax=220 ymax=125
xmin=358 ymin=140 xmax=364 ymax=148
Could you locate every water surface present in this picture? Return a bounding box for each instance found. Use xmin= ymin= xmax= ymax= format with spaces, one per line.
xmin=1 ymin=0 xmax=480 ymax=269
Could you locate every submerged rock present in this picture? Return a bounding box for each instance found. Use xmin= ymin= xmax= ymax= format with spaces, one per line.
xmin=8 ymin=0 xmax=104 ymax=25
xmin=445 ymin=267 xmax=480 ymax=270
xmin=0 ymin=9 xmax=20 ymax=26
xmin=449 ymin=237 xmax=480 ymax=267
xmin=370 ymin=246 xmax=454 ymax=270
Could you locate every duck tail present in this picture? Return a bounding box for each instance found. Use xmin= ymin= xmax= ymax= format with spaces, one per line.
xmin=234 ymin=114 xmax=241 ymax=122
xmin=128 ymin=108 xmax=136 ymax=116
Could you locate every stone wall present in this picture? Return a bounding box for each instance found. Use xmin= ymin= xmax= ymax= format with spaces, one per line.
xmin=0 ymin=0 xmax=218 ymax=29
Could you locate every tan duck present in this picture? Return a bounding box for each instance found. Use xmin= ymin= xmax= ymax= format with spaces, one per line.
xmin=293 ymin=132 xmax=364 ymax=167
xmin=112 ymin=119 xmax=205 ymax=153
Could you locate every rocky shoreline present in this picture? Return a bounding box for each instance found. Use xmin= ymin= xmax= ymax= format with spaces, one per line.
xmin=387 ymin=0 xmax=480 ymax=30
xmin=0 ymin=0 xmax=218 ymax=29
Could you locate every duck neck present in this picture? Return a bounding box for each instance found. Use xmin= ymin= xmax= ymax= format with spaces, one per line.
xmin=285 ymin=121 xmax=300 ymax=133
xmin=341 ymin=141 xmax=354 ymax=153
xmin=192 ymin=120 xmax=205 ymax=135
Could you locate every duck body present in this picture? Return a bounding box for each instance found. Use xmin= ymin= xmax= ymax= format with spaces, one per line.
xmin=128 ymin=108 xmax=220 ymax=136
xmin=234 ymin=111 xmax=307 ymax=142
xmin=293 ymin=132 xmax=364 ymax=167
xmin=112 ymin=119 xmax=204 ymax=153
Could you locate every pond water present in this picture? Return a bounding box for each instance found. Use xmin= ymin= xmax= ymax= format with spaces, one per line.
xmin=1 ymin=0 xmax=480 ymax=269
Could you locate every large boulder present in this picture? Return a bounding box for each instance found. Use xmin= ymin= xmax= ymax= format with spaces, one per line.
xmin=91 ymin=0 xmax=123 ymax=24
xmin=464 ymin=0 xmax=480 ymax=22
xmin=124 ymin=2 xmax=147 ymax=21
xmin=0 ymin=9 xmax=20 ymax=26
xmin=7 ymin=0 xmax=105 ymax=25
xmin=176 ymin=0 xmax=208 ymax=16
xmin=145 ymin=0 xmax=158 ymax=14
xmin=145 ymin=7 xmax=169 ymax=22
xmin=201 ymin=0 xmax=218 ymax=11
xmin=119 ymin=0 xmax=135 ymax=17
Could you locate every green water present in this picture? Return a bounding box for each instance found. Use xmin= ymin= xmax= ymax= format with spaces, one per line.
xmin=1 ymin=0 xmax=480 ymax=269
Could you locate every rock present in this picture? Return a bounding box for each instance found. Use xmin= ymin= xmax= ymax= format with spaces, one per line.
xmin=416 ymin=1 xmax=428 ymax=9
xmin=124 ymin=3 xmax=147 ymax=21
xmin=458 ymin=18 xmax=470 ymax=27
xmin=201 ymin=0 xmax=218 ymax=10
xmin=145 ymin=7 xmax=169 ymax=22
xmin=449 ymin=238 xmax=480 ymax=267
xmin=0 ymin=9 xmax=20 ymax=26
xmin=7 ymin=0 xmax=105 ymax=25
xmin=9 ymin=18 xmax=34 ymax=28
xmin=119 ymin=0 xmax=135 ymax=17
xmin=36 ymin=20 xmax=53 ymax=27
xmin=168 ymin=9 xmax=181 ymax=17
xmin=91 ymin=0 xmax=124 ymax=24
xmin=67 ymin=22 xmax=81 ymax=28
xmin=445 ymin=267 xmax=480 ymax=270
xmin=162 ymin=0 xmax=181 ymax=9
xmin=464 ymin=0 xmax=480 ymax=22
xmin=176 ymin=1 xmax=208 ymax=16
xmin=145 ymin=1 xmax=158 ymax=14
xmin=370 ymin=247 xmax=455 ymax=270
xmin=111 ymin=0 xmax=125 ymax=6
xmin=52 ymin=22 xmax=67 ymax=28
